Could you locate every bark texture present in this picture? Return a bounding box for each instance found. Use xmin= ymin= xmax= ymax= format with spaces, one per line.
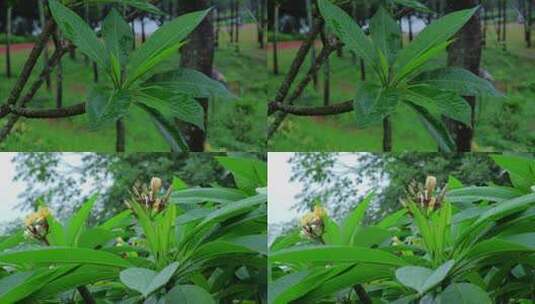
xmin=446 ymin=0 xmax=482 ymax=152
xmin=178 ymin=0 xmax=214 ymax=151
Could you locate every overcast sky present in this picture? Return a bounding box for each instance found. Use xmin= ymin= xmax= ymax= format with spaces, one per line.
xmin=268 ymin=153 xmax=375 ymax=226
xmin=0 ymin=153 xmax=94 ymax=230
xmin=0 ymin=153 xmax=26 ymax=224
xmin=267 ymin=153 xmax=303 ymax=225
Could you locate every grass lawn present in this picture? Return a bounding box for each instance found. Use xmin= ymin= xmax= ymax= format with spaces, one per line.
xmin=0 ymin=24 xmax=266 ymax=152
xmin=267 ymin=23 xmax=535 ymax=152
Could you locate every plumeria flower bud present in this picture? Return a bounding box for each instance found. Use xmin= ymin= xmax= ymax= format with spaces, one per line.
xmin=425 ymin=176 xmax=437 ymax=197
xmin=24 ymin=207 xmax=51 ymax=241
xmin=300 ymin=206 xmax=327 ymax=240
xmin=150 ymin=177 xmax=162 ymax=195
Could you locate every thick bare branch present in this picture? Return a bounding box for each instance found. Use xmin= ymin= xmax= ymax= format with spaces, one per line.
xmin=10 ymin=103 xmax=86 ymax=119
xmin=269 ymin=100 xmax=353 ymax=116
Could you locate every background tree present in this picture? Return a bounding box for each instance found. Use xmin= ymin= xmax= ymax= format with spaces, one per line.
xmin=177 ymin=0 xmax=215 ymax=151
xmin=11 ymin=152 xmax=264 ymax=223
xmin=445 ymin=0 xmax=482 ymax=152
xmin=5 ymin=1 xmax=13 ymax=78
xmin=289 ymin=152 xmax=511 ymax=221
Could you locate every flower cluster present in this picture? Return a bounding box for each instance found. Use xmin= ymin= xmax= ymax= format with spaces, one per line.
xmin=24 ymin=207 xmax=51 ymax=242
xmin=300 ymin=206 xmax=327 ymax=240
xmin=128 ymin=177 xmax=172 ymax=213
xmin=401 ymin=176 xmax=447 ymax=212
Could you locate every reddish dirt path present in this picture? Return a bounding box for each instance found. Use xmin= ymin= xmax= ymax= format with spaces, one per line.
xmin=266 ymin=40 xmax=321 ymax=50
xmin=0 ymin=43 xmax=36 ymax=54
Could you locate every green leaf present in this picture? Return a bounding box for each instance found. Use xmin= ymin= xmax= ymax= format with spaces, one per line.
xmin=24 ymin=265 xmax=120 ymax=301
xmin=102 ymin=8 xmax=133 ymax=66
xmin=377 ymin=209 xmax=408 ymax=229
xmin=268 ymin=271 xmax=311 ymax=304
xmin=120 ymin=262 xmax=179 ymax=298
xmin=165 ymin=285 xmax=215 ymax=304
xmin=465 ymin=238 xmax=533 ymax=260
xmin=269 ymin=267 xmax=347 ymax=304
xmin=169 ymin=95 xmax=205 ymax=131
xmin=404 ymin=86 xmax=471 ymax=125
xmin=393 ymin=0 xmax=432 ymax=13
xmin=48 ymin=0 xmax=107 ymax=68
xmin=144 ymin=68 xmax=236 ymax=100
xmin=216 ymin=157 xmax=267 ymax=194
xmin=0 ymin=247 xmax=131 ymax=268
xmin=395 ymin=260 xmax=455 ymax=294
xmin=405 ymin=101 xmax=455 ymax=152
xmin=99 ymin=210 xmax=132 ymax=230
xmin=446 ymin=186 xmax=523 ymax=204
xmin=354 ymin=83 xmax=399 ymax=128
xmin=135 ymin=102 xmax=189 ymax=152
xmin=270 ymin=246 xmax=407 ymax=266
xmin=195 ymin=235 xmax=267 ymax=258
xmin=270 ymin=231 xmax=301 ymax=252
xmin=126 ymin=9 xmax=210 ymax=86
xmin=341 ymin=192 xmax=374 ymax=245
xmin=318 ymin=0 xmax=378 ymax=70
xmin=86 ymin=0 xmax=164 ymax=15
xmin=65 ymin=194 xmax=97 ymax=246
xmin=77 ymin=228 xmax=116 ymax=249
xmin=369 ymin=6 xmax=401 ymax=65
xmin=297 ymin=264 xmax=393 ymax=303
xmin=171 ymin=187 xmax=247 ymax=204
xmin=322 ymin=217 xmax=343 ymax=245
xmin=87 ymin=88 xmax=132 ymax=128
xmin=415 ymin=67 xmax=500 ymax=96
xmin=491 ymin=155 xmax=535 ymax=192
xmin=350 ymin=226 xmax=392 ymax=247
xmin=46 ymin=214 xmax=66 ymax=246
xmin=440 ymin=283 xmax=492 ymax=303
xmin=0 ymin=231 xmax=24 ymax=251
xmin=394 ymin=7 xmax=478 ymax=77
xmin=456 ymin=192 xmax=535 ymax=249
xmin=0 ymin=267 xmax=74 ymax=303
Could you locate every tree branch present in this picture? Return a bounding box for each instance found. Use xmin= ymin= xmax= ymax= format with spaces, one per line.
xmin=0 ymin=1 xmax=161 ymax=143
xmin=10 ymin=102 xmax=86 ymax=118
xmin=77 ymin=286 xmax=96 ymax=304
xmin=269 ymin=100 xmax=353 ymax=116
xmin=3 ymin=20 xmax=56 ymax=109
xmin=272 ymin=19 xmax=324 ymax=105
xmin=353 ymin=284 xmax=372 ymax=304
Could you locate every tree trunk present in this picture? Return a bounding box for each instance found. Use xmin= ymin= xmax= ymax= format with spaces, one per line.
xmin=306 ymin=0 xmax=318 ymax=89
xmin=38 ymin=0 xmax=51 ymax=90
xmin=482 ymin=4 xmax=487 ymax=47
xmin=116 ymin=119 xmax=125 ymax=152
xmin=323 ymin=47 xmax=330 ymax=106
xmin=141 ymin=15 xmax=146 ymax=43
xmin=84 ymin=4 xmax=90 ymax=65
xmin=93 ymin=62 xmax=99 ymax=82
xmin=408 ymin=14 xmax=414 ymax=41
xmin=528 ymin=0 xmax=533 ymax=47
xmin=230 ymin=3 xmax=234 ymax=43
xmin=446 ymin=0 xmax=482 ymax=152
xmin=178 ymin=0 xmax=214 ymax=152
xmin=56 ymin=54 xmax=63 ymax=109
xmin=273 ymin=4 xmax=279 ymax=75
xmin=360 ymin=58 xmax=366 ymax=81
xmin=235 ymin=1 xmax=240 ymax=45
xmin=383 ymin=116 xmax=392 ymax=152
xmin=258 ymin=0 xmax=265 ymax=48
xmin=215 ymin=8 xmax=220 ymax=47
xmin=502 ymin=0 xmax=507 ymax=50
xmin=6 ymin=6 xmax=12 ymax=78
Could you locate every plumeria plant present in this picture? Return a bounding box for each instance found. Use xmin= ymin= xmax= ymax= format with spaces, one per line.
xmin=0 ymin=156 xmax=267 ymax=303
xmin=269 ymin=154 xmax=535 ymax=303
xmin=48 ymin=0 xmax=235 ymax=151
